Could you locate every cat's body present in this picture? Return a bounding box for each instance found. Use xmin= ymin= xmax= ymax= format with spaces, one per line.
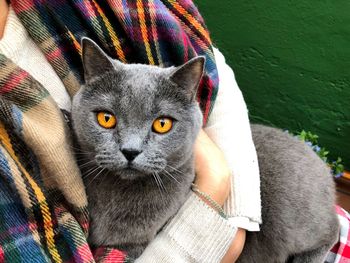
xmin=72 ymin=38 xmax=339 ymax=261
xmin=238 ymin=124 xmax=339 ymax=263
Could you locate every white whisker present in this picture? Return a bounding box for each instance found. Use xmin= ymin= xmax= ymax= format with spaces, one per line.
xmin=82 ymin=166 xmax=101 ymax=179
xmin=152 ymin=173 xmax=160 ymax=191
xmin=163 ymin=168 xmax=181 ymax=184
xmin=166 ymin=164 xmax=185 ymax=176
xmin=152 ymin=173 xmax=164 ymax=196
xmin=152 ymin=172 xmax=168 ymax=206
xmin=86 ymin=167 xmax=105 ymax=187
xmin=78 ymin=159 xmax=96 ymax=168
xmin=156 ymin=172 xmax=167 ymax=193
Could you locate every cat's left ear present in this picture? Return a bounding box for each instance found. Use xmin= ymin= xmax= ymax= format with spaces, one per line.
xmin=81 ymin=37 xmax=114 ymax=83
xmin=170 ymin=56 xmax=205 ymax=101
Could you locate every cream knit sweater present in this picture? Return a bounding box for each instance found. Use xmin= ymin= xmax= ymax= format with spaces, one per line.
xmin=0 ymin=7 xmax=71 ymax=111
xmin=0 ymin=7 xmax=261 ymax=262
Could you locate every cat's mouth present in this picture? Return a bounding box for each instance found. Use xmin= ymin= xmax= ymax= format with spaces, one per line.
xmin=125 ymin=163 xmax=138 ymax=172
xmin=126 ymin=161 xmax=140 ymax=169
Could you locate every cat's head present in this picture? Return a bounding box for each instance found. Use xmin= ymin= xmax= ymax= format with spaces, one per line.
xmin=72 ymin=38 xmax=204 ymax=180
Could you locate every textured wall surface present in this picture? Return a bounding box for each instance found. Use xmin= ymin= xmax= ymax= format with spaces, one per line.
xmin=196 ymin=0 xmax=350 ymax=169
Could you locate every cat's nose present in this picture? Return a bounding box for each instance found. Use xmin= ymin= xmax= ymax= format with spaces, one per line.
xmin=121 ymin=149 xmax=141 ymax=162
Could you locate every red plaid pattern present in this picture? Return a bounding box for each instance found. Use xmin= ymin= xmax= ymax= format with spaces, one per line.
xmin=326 ymin=206 xmax=350 ymax=263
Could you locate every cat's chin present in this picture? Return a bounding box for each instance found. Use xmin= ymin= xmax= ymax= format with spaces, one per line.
xmin=118 ymin=168 xmax=147 ymax=180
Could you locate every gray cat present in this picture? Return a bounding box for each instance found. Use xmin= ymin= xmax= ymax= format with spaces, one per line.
xmin=72 ymin=38 xmax=203 ymax=258
xmin=71 ymin=38 xmax=339 ymax=262
xmin=238 ymin=124 xmax=339 ymax=263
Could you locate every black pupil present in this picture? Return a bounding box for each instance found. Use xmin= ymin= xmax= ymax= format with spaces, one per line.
xmin=105 ymin=114 xmax=110 ymax=122
xmin=160 ymin=119 xmax=166 ymax=127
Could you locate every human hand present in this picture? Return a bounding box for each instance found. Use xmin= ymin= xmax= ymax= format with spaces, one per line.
xmin=194 ymin=129 xmax=231 ymax=208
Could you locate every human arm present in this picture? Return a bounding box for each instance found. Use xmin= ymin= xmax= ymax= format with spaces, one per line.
xmin=205 ymin=47 xmax=262 ymax=231
xmin=193 ymin=130 xmax=247 ymax=263
xmin=136 ymin=193 xmax=237 ymax=262
xmin=194 ymin=130 xmax=247 ymax=263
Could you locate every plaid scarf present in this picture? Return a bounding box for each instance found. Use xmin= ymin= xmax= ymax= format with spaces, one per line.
xmin=12 ymin=0 xmax=219 ymax=122
xmin=0 ymin=0 xmax=218 ymax=262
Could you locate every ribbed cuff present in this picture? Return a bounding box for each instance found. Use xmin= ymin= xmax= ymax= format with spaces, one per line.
xmin=163 ymin=192 xmax=237 ymax=262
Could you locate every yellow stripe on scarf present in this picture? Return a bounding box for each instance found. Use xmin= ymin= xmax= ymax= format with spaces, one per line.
xmin=67 ymin=29 xmax=82 ymax=55
xmin=168 ymin=0 xmax=211 ymax=44
xmin=92 ymin=0 xmax=127 ymax=62
xmin=137 ymin=0 xmax=155 ymax=65
xmin=148 ymin=0 xmax=163 ymax=66
xmin=0 ymin=123 xmax=62 ymax=263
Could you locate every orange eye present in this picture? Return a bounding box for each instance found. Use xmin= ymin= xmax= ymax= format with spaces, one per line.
xmin=152 ymin=117 xmax=173 ymax=134
xmin=96 ymin=112 xmax=117 ymax=129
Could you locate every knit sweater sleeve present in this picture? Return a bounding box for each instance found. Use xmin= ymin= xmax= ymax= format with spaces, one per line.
xmin=204 ymin=47 xmax=262 ymax=231
xmin=136 ymin=192 xmax=237 ymax=263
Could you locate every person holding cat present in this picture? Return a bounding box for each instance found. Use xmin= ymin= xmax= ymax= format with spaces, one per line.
xmin=0 ymin=0 xmax=261 ymax=262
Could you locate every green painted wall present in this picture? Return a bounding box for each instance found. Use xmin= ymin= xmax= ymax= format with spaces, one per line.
xmin=196 ymin=0 xmax=350 ymax=169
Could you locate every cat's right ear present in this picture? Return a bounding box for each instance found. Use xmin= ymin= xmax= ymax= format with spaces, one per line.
xmin=170 ymin=56 xmax=205 ymax=102
xmin=81 ymin=37 xmax=114 ymax=83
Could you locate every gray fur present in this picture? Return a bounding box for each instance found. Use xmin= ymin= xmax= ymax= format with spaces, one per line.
xmin=238 ymin=124 xmax=339 ymax=263
xmin=72 ymin=38 xmax=204 ymax=258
